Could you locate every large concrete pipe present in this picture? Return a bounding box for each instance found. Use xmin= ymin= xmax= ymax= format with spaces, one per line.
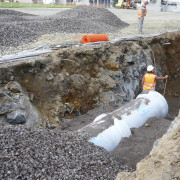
xmin=78 ymin=91 xmax=168 ymax=151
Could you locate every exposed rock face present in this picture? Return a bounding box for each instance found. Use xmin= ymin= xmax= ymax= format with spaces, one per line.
xmin=0 ymin=81 xmax=40 ymax=127
xmin=0 ymin=41 xmax=149 ymax=127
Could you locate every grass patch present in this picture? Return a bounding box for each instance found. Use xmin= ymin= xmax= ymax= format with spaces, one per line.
xmin=0 ymin=2 xmax=75 ymax=8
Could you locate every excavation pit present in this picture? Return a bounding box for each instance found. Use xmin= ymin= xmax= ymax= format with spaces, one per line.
xmin=0 ymin=7 xmax=180 ymax=180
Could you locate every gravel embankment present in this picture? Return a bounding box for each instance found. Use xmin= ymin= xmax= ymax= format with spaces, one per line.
xmin=0 ymin=125 xmax=126 ymax=180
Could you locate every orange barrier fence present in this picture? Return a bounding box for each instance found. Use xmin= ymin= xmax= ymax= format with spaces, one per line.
xmin=81 ymin=34 xmax=109 ymax=44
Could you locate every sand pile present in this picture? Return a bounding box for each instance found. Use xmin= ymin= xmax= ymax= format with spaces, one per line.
xmin=0 ymin=6 xmax=128 ymax=47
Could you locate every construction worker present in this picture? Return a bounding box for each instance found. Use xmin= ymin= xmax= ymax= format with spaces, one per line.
xmin=138 ymin=0 xmax=149 ymax=33
xmin=142 ymin=65 xmax=168 ymax=94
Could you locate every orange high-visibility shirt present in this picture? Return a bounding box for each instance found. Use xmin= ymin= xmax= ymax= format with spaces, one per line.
xmin=143 ymin=73 xmax=156 ymax=91
xmin=138 ymin=4 xmax=147 ymax=18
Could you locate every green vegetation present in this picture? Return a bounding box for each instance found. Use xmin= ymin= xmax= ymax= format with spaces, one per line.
xmin=0 ymin=2 xmax=75 ymax=8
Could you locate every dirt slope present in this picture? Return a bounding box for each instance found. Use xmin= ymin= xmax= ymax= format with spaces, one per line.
xmin=111 ymin=117 xmax=171 ymax=170
xmin=116 ymin=112 xmax=180 ymax=180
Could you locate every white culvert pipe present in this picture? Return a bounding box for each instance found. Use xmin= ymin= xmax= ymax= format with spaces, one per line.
xmin=79 ymin=91 xmax=168 ymax=152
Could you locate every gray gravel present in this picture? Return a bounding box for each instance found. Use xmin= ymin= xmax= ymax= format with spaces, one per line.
xmin=0 ymin=6 xmax=128 ymax=47
xmin=1 ymin=7 xmax=180 ymax=56
xmin=0 ymin=125 xmax=127 ymax=180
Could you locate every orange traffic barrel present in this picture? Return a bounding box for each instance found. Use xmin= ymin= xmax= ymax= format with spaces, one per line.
xmin=81 ymin=34 xmax=109 ymax=44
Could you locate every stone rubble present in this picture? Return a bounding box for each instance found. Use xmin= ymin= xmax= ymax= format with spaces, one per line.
xmin=0 ymin=125 xmax=127 ymax=180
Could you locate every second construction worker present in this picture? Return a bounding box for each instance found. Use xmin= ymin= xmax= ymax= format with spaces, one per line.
xmin=142 ymin=65 xmax=168 ymax=94
xmin=138 ymin=0 xmax=149 ymax=33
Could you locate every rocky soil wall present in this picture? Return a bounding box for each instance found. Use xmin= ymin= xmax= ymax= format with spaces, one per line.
xmin=0 ymin=31 xmax=180 ymax=128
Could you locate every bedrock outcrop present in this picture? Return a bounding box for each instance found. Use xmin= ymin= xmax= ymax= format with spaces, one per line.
xmin=0 ymin=81 xmax=40 ymax=127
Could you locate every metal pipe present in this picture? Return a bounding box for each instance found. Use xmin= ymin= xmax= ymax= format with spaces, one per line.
xmin=78 ymin=91 xmax=168 ymax=151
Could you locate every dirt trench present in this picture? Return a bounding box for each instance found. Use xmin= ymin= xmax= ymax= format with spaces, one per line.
xmin=0 ymin=30 xmax=180 ymax=173
xmin=0 ymin=31 xmax=180 ymax=127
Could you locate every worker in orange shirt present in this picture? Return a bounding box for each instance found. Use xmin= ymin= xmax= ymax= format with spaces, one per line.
xmin=142 ymin=65 xmax=168 ymax=94
xmin=138 ymin=0 xmax=149 ymax=33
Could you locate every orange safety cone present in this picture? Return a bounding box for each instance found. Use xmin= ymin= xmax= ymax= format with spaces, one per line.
xmin=81 ymin=34 xmax=109 ymax=44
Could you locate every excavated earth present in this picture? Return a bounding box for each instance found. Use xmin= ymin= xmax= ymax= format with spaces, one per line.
xmin=0 ymin=6 xmax=180 ymax=180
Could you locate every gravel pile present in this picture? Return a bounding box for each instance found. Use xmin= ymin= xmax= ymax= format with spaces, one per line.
xmin=0 ymin=125 xmax=124 ymax=180
xmin=0 ymin=6 xmax=128 ymax=47
xmin=53 ymin=5 xmax=128 ymax=32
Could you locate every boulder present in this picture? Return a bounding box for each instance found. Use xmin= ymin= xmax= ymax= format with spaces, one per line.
xmin=0 ymin=82 xmax=40 ymax=127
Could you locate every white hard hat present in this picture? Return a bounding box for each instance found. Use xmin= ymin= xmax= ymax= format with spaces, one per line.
xmin=147 ymin=65 xmax=154 ymax=72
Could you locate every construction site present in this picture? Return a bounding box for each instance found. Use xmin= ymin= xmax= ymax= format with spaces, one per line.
xmin=0 ymin=2 xmax=180 ymax=180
